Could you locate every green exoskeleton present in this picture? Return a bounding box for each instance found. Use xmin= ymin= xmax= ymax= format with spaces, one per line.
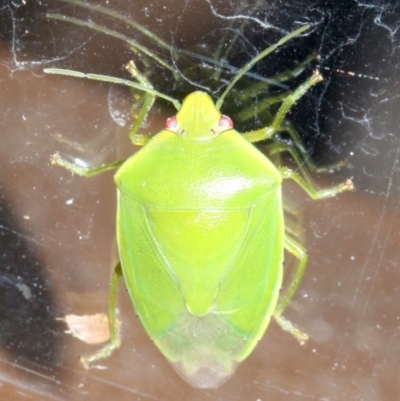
xmin=46 ymin=22 xmax=353 ymax=388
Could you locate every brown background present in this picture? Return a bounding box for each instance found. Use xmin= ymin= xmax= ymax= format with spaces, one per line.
xmin=0 ymin=1 xmax=399 ymax=400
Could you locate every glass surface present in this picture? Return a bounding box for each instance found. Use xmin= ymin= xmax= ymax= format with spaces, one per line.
xmin=0 ymin=0 xmax=399 ymax=399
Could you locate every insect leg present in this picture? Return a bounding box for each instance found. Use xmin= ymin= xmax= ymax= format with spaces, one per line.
xmin=81 ymin=263 xmax=123 ymax=368
xmin=216 ymin=25 xmax=310 ymax=109
xmin=263 ymin=137 xmax=349 ymax=195
xmin=273 ymin=235 xmax=309 ymax=345
xmin=278 ymin=167 xmax=354 ymax=199
xmin=235 ymin=52 xmax=319 ymax=113
xmin=51 ymin=152 xmax=125 ymax=177
xmin=242 ymin=70 xmax=322 ymax=143
xmin=236 ymin=91 xmax=291 ymax=123
xmin=124 ymin=61 xmax=156 ymax=145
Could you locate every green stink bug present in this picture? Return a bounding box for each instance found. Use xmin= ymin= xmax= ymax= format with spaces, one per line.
xmin=46 ymin=24 xmax=353 ymax=388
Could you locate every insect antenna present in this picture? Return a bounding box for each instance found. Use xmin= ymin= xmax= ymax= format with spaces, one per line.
xmin=215 ymin=25 xmax=310 ymax=110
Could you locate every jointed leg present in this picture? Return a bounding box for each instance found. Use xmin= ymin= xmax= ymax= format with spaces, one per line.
xmin=243 ymin=71 xmax=323 ymax=143
xmin=273 ymin=167 xmax=353 ymax=343
xmin=266 ymin=127 xmax=348 ymax=174
xmin=81 ymin=263 xmax=123 ymax=368
xmin=236 ymin=91 xmax=291 ymax=123
xmin=51 ymin=152 xmax=124 ymax=177
xmin=282 ymin=201 xmax=304 ymax=239
xmin=263 ymin=137 xmax=350 ymax=200
xmin=274 ymin=235 xmax=309 ymax=344
xmin=235 ymin=52 xmax=319 ymax=104
xmin=125 ymin=60 xmax=156 ymax=145
xmin=265 ymin=140 xmax=346 ymax=191
xmin=278 ymin=167 xmax=354 ymax=199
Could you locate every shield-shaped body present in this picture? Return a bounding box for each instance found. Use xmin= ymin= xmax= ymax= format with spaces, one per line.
xmin=114 ymin=92 xmax=284 ymax=388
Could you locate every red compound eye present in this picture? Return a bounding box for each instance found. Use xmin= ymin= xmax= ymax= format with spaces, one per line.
xmin=219 ymin=115 xmax=233 ymax=129
xmin=165 ymin=116 xmax=178 ymax=130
